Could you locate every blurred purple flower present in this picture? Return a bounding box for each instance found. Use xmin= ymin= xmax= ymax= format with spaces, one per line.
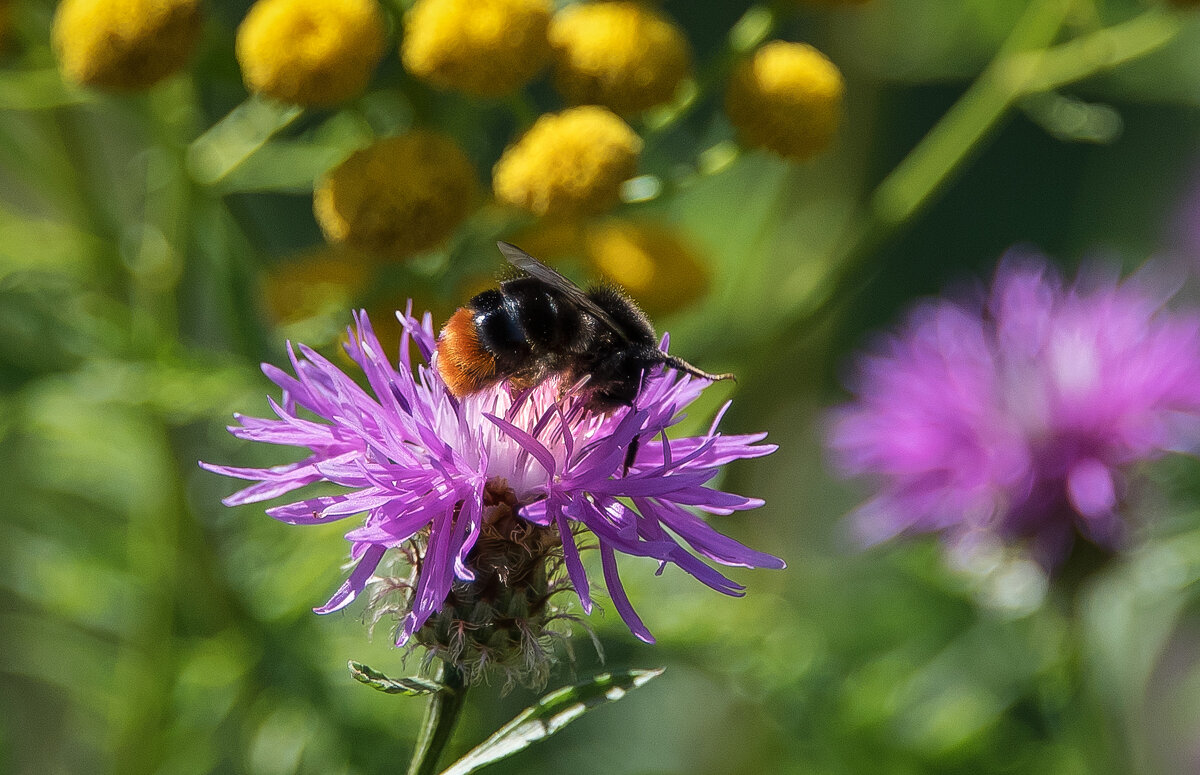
xmin=829 ymin=254 xmax=1200 ymax=567
xmin=1170 ymin=164 xmax=1200 ymax=261
xmin=203 ymin=308 xmax=781 ymax=644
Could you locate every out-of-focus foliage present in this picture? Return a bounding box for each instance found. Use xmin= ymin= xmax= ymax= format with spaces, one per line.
xmin=1 ymin=0 xmax=1200 ymax=773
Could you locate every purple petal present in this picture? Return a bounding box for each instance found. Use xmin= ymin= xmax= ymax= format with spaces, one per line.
xmin=452 ymin=492 xmax=482 ymax=582
xmin=399 ymin=506 xmax=457 ymax=643
xmin=267 ymin=494 xmax=365 ymax=524
xmin=585 ymin=468 xmax=717 ymax=498
xmin=637 ymin=497 xmax=785 ymax=569
xmin=670 ymin=487 xmax=765 ymax=513
xmin=600 ymin=545 xmax=654 ymax=644
xmin=314 ymin=544 xmax=387 ymax=614
xmin=636 ymin=435 xmax=775 ymax=469
xmin=1066 ymin=459 xmax=1117 ymax=518
xmin=553 ymin=500 xmax=592 ymax=613
xmin=341 ymin=491 xmax=458 ymax=543
xmin=485 ymin=413 xmax=558 ymax=476
xmin=518 ymin=499 xmax=552 ymax=526
xmin=200 ymin=459 xmax=325 ymax=506
xmin=663 ymin=546 xmax=746 ymax=596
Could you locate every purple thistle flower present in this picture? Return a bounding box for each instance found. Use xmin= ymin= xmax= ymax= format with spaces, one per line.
xmin=829 ymin=253 xmax=1200 ymax=568
xmin=203 ymin=307 xmax=782 ymax=644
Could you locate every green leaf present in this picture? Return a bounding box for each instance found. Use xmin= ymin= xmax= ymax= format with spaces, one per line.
xmin=209 ymin=140 xmax=346 ymax=194
xmin=186 ymin=96 xmax=302 ymax=186
xmin=348 ymin=661 xmax=448 ymax=696
xmin=439 ymin=668 xmax=664 ymax=775
xmin=212 ymin=111 xmax=373 ymax=194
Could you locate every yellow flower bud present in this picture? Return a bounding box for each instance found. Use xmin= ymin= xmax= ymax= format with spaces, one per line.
xmin=236 ymin=0 xmax=386 ymax=106
xmin=548 ymin=1 xmax=690 ymax=114
xmin=725 ymin=41 xmax=844 ymax=161
xmin=493 ymin=106 xmax=642 ymax=218
xmin=53 ymin=0 xmax=202 ymax=91
xmin=584 ymin=220 xmax=710 ymax=316
xmin=314 ymin=132 xmax=477 ymax=258
xmin=401 ymin=0 xmax=552 ymax=97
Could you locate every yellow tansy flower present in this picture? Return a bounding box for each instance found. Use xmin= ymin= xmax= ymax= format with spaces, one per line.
xmin=493 ymin=106 xmax=642 ymax=218
xmin=584 ymin=220 xmax=710 ymax=316
xmin=236 ymin=0 xmax=386 ymax=106
xmin=53 ymin=0 xmax=202 ymax=91
xmin=314 ymin=132 xmax=477 ymax=258
xmin=548 ymin=1 xmax=691 ymax=114
xmin=725 ymin=41 xmax=844 ymax=161
xmin=402 ymin=0 xmax=552 ymax=97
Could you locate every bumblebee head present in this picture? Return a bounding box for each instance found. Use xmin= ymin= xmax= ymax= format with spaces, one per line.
xmin=583 ymin=349 xmax=656 ymax=411
xmin=586 ymin=348 xmax=735 ymax=412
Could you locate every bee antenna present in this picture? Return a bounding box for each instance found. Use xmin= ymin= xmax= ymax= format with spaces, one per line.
xmin=659 ymin=354 xmax=736 ymax=383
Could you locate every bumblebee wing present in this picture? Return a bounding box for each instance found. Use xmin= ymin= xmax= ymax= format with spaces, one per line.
xmin=496 ymin=241 xmax=627 ymax=337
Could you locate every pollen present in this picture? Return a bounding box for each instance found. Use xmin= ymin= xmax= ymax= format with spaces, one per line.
xmin=401 ymin=0 xmax=552 ymax=97
xmin=437 ymin=307 xmax=497 ymax=397
xmin=313 ymin=131 xmax=477 ymax=258
xmin=725 ymin=40 xmax=844 ymax=161
xmin=585 ymin=220 xmax=711 ymax=316
xmin=548 ymin=1 xmax=691 ymax=115
xmin=493 ymin=106 xmax=642 ymax=218
xmin=236 ymin=0 xmax=386 ymax=106
xmin=53 ymin=0 xmax=202 ymax=91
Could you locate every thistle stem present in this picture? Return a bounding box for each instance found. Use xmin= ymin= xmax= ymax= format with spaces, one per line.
xmin=406 ymin=662 xmax=468 ymax=775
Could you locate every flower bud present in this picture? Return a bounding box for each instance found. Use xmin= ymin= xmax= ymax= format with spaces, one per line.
xmin=725 ymin=41 xmax=844 ymax=160
xmin=402 ymin=0 xmax=552 ymax=97
xmin=314 ymin=132 xmax=477 ymax=258
xmin=549 ymin=1 xmax=691 ymax=114
xmin=493 ymin=106 xmax=642 ymax=218
xmin=236 ymin=0 xmax=386 ymax=106
xmin=370 ymin=479 xmax=572 ymax=686
xmin=53 ymin=0 xmax=202 ymax=91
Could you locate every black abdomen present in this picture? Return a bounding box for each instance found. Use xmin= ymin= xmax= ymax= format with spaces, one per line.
xmin=469 ymin=279 xmax=584 ymax=374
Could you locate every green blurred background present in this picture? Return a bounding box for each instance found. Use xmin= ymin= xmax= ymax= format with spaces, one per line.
xmin=5 ymin=0 xmax=1200 ymax=773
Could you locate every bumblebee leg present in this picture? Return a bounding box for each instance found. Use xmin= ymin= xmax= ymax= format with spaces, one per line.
xmin=623 ymin=434 xmax=640 ymax=476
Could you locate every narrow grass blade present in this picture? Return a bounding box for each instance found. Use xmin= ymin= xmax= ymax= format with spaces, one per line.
xmin=440 ymin=668 xmax=664 ymax=775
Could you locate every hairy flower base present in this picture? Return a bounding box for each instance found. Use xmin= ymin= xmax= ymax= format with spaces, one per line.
xmin=203 ymin=308 xmax=782 ymax=653
xmin=366 ymin=479 xmax=580 ymax=686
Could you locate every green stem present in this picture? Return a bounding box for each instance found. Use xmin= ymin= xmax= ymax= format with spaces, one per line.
xmin=643 ymin=3 xmax=779 ymax=138
xmin=758 ymin=0 xmax=1182 ymax=366
xmin=1014 ymin=6 xmax=1180 ymax=94
xmin=867 ymin=0 xmax=1075 ymax=233
xmin=406 ymin=662 xmax=468 ymax=775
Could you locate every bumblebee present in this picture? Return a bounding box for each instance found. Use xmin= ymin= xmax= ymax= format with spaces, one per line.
xmin=436 ymin=242 xmax=732 ymax=411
